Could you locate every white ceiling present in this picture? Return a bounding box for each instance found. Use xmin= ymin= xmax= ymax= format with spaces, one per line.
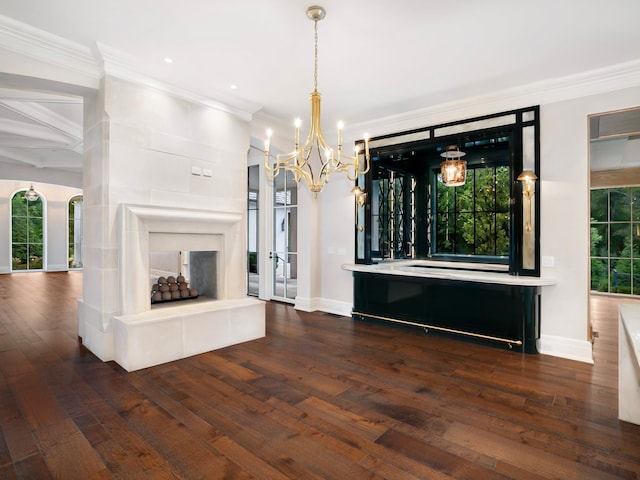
xmin=0 ymin=0 xmax=639 ymax=181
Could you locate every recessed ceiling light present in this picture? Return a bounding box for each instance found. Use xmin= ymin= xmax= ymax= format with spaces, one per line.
xmin=230 ymin=84 xmax=238 ymax=90
xmin=164 ymin=57 xmax=173 ymax=64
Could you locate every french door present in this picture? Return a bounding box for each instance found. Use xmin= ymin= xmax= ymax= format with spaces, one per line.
xmin=271 ymin=170 xmax=298 ymax=302
xmin=247 ymin=165 xmax=259 ymax=296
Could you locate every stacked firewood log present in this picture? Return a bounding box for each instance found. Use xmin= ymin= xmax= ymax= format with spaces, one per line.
xmin=151 ymin=275 xmax=199 ymax=303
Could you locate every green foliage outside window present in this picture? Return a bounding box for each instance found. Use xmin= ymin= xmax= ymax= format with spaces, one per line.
xmin=68 ymin=196 xmax=83 ymax=268
xmin=11 ymin=192 xmax=44 ymax=270
xmin=435 ymin=166 xmax=510 ymax=257
xmin=590 ymin=187 xmax=640 ymax=295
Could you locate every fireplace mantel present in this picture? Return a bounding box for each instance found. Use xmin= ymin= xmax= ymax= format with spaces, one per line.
xmin=119 ymin=204 xmax=244 ymax=316
xmin=110 ymin=203 xmax=265 ymax=371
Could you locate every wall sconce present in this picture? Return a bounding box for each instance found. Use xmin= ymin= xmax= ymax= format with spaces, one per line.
xmin=517 ymin=170 xmax=537 ymax=231
xmin=351 ymin=186 xmax=367 ymax=207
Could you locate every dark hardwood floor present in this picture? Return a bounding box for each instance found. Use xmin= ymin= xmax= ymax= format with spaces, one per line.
xmin=1 ymin=272 xmax=640 ymax=479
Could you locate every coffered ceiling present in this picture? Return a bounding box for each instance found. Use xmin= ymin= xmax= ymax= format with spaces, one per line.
xmin=0 ymin=88 xmax=82 ymax=174
xmin=0 ymin=0 xmax=639 ymax=184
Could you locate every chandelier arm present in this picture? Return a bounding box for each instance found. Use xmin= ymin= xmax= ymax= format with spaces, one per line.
xmin=264 ymin=155 xmax=280 ymax=179
xmin=318 ymin=157 xmax=335 ymax=177
xmin=276 ymin=150 xmax=300 ymax=163
xmin=298 ymin=161 xmax=314 ymax=182
xmin=314 ymin=130 xmax=332 ymax=153
xmin=265 ymin=168 xmax=279 ymax=179
xmin=298 ymin=144 xmax=314 ymax=172
xmin=329 ymin=150 xmax=369 ymax=179
xmin=296 ymin=167 xmax=315 ymax=191
xmin=264 ymin=152 xmax=278 ymax=176
xmin=347 ymin=172 xmax=359 ymax=181
xmin=290 ymin=144 xmax=316 ymax=186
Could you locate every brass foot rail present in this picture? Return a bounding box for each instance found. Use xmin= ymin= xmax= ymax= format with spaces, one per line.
xmin=351 ymin=311 xmax=523 ymax=349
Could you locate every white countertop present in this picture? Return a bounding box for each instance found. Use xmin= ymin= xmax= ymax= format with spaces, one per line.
xmin=619 ymin=304 xmax=640 ymax=368
xmin=342 ymin=259 xmax=556 ymax=287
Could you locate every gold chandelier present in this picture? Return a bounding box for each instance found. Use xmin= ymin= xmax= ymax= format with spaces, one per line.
xmin=440 ymin=145 xmax=467 ymax=187
xmin=264 ymin=5 xmax=371 ymax=196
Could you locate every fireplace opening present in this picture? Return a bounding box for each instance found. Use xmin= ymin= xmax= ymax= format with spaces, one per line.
xmin=149 ymin=250 xmax=218 ymax=305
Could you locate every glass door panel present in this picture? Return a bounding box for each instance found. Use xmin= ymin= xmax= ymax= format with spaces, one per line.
xmin=247 ymin=165 xmax=259 ymax=296
xmin=272 ymin=170 xmax=298 ymax=302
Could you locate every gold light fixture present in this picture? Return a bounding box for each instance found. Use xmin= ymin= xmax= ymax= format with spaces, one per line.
xmin=24 ymin=185 xmax=39 ymax=202
xmin=517 ymin=170 xmax=537 ymax=231
xmin=440 ymin=145 xmax=467 ymax=187
xmin=351 ymin=185 xmax=367 ymax=207
xmin=264 ymin=5 xmax=371 ymax=196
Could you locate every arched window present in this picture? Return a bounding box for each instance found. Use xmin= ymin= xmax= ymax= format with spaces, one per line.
xmin=11 ymin=189 xmax=44 ymax=271
xmin=68 ymin=195 xmax=83 ymax=269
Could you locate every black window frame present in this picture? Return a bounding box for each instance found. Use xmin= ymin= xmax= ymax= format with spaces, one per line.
xmin=355 ymin=106 xmax=540 ymax=276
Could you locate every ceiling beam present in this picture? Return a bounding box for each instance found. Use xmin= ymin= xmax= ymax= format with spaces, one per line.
xmin=0 ymin=117 xmax=77 ymax=145
xmin=0 ymin=99 xmax=82 ymax=140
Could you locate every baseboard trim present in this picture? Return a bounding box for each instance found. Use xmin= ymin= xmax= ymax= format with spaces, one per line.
xmin=294 ymin=297 xmax=352 ymax=317
xmin=294 ymin=296 xmax=321 ymax=313
xmin=317 ymin=298 xmax=352 ymax=317
xmin=46 ymin=264 xmax=68 ymax=272
xmin=538 ymin=334 xmax=594 ymax=364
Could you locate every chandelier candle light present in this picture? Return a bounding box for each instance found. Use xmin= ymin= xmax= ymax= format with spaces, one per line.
xmin=264 ymin=5 xmax=371 ymax=196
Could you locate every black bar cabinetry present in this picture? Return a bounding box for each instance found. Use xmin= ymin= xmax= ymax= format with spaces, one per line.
xmin=349 ymin=265 xmax=551 ymax=353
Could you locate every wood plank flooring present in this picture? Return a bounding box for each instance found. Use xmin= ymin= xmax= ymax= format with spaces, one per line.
xmin=1 ymin=271 xmax=640 ymax=479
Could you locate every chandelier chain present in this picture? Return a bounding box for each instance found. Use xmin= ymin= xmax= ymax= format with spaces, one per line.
xmin=314 ymin=19 xmax=318 ymax=93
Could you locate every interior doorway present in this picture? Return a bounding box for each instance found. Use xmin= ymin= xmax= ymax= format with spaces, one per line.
xmin=589 ymin=106 xmax=640 ymax=340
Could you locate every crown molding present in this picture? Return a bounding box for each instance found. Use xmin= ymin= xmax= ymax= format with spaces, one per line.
xmin=353 ymin=60 xmax=640 ymax=137
xmin=0 ymin=99 xmax=82 ymax=140
xmin=0 ymin=145 xmax=43 ymax=167
xmin=2 ymin=13 xmax=637 ymax=134
xmin=0 ymin=15 xmax=262 ymax=121
xmin=0 ymin=87 xmax=83 ymax=103
xmin=0 ymin=14 xmax=100 ymax=81
xmin=0 ymin=117 xmax=73 ymax=145
xmin=96 ymin=43 xmax=262 ymax=123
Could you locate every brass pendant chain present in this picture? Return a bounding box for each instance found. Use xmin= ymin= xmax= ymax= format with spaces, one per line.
xmin=314 ymin=19 xmax=318 ymax=93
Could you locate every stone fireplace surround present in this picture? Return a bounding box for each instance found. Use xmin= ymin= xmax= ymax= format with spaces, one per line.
xmin=110 ymin=204 xmax=265 ymax=371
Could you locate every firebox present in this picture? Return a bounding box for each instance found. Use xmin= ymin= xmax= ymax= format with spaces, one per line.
xmin=149 ymin=250 xmax=218 ymax=304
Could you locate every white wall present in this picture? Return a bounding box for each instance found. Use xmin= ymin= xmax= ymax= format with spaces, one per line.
xmin=0 ymin=180 xmax=82 ymax=273
xmin=318 ymin=173 xmax=357 ymax=316
xmin=537 ymin=87 xmax=640 ymax=361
